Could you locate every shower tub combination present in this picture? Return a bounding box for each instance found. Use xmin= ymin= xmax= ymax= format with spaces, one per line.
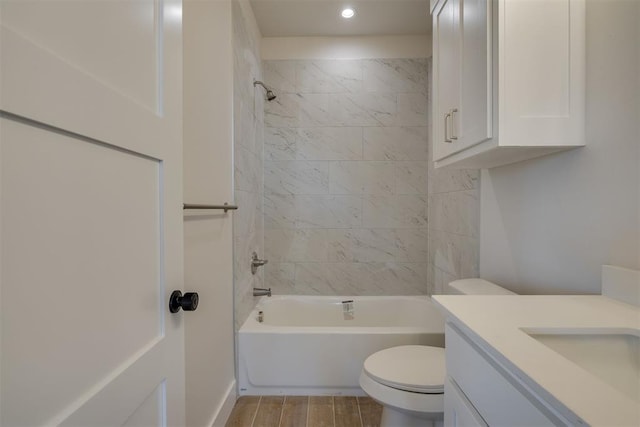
xmin=238 ymin=295 xmax=445 ymax=396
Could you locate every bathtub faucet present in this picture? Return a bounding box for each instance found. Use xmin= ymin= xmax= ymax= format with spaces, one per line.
xmin=251 ymin=252 xmax=268 ymax=275
xmin=253 ymin=287 xmax=272 ymax=297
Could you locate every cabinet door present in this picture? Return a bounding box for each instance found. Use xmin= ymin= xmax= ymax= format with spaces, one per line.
xmin=445 ymin=377 xmax=489 ymax=427
xmin=499 ymin=0 xmax=585 ymax=146
xmin=458 ymin=0 xmax=492 ymax=150
xmin=433 ymin=0 xmax=461 ymax=161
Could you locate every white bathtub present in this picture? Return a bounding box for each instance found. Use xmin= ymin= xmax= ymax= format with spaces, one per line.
xmin=238 ymin=295 xmax=445 ymax=396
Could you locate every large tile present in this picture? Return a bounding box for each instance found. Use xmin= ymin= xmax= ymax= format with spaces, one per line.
xmin=395 ymin=228 xmax=429 ymax=263
xmin=266 ymin=127 xmax=363 ymax=161
xmin=396 ymin=161 xmax=428 ymax=195
xmin=299 ymin=93 xmax=333 ymax=126
xmin=434 ymin=266 xmax=458 ymax=295
xmin=264 ymin=193 xmax=297 ymax=229
xmin=308 ymin=396 xmax=334 ymax=427
xmin=363 ymin=58 xmax=428 ymax=94
xmin=297 ymin=59 xmax=363 ymax=93
xmin=334 ymin=396 xmax=360 ymax=427
xmin=265 ymin=161 xmax=329 ymax=195
xmin=263 ymin=60 xmax=296 ymax=93
xmin=329 ymin=161 xmax=395 ymax=195
xmin=234 ymin=101 xmax=258 ymax=153
xmin=428 ymin=190 xmax=479 ymax=237
xmin=225 ymin=396 xmax=260 ymax=427
xmin=363 ymin=127 xmax=428 ymax=161
xmin=264 ymin=93 xmax=299 ymax=127
xmin=253 ymin=396 xmax=284 ymax=427
xmin=265 ymin=127 xmax=297 ymax=161
xmin=429 ymin=167 xmax=479 ymax=194
xmin=234 ymin=190 xmax=260 ymax=238
xmin=362 ymin=195 xmax=427 ymax=228
xmin=264 ymin=262 xmax=296 ymax=294
xmin=294 ymin=262 xmax=428 ymax=295
xmin=429 ymin=229 xmax=479 ymax=278
xmin=394 ymin=92 xmax=428 ymax=126
xmin=358 ymin=396 xmax=383 ymax=427
xmin=280 ymin=396 xmax=308 ymax=427
xmin=369 ymin=262 xmax=429 ymax=294
xmin=329 ymin=93 xmax=396 ymax=126
xmin=265 ymin=229 xmax=329 ymax=262
xmin=296 ymin=195 xmax=362 ymax=228
xmin=234 ymin=146 xmax=262 ymax=193
xmin=327 ymin=228 xmax=428 ymax=263
xmin=294 ymin=263 xmax=359 ymax=295
xmin=297 ymin=127 xmax=363 ymax=161
xmin=327 ymin=229 xmax=397 ymax=262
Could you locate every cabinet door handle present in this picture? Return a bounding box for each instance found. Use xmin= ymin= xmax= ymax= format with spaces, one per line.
xmin=450 ymin=108 xmax=458 ymax=140
xmin=444 ymin=113 xmax=452 ymax=143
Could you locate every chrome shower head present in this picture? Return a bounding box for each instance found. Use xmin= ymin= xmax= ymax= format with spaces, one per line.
xmin=253 ymin=80 xmax=277 ymax=101
xmin=265 ymin=89 xmax=276 ymax=101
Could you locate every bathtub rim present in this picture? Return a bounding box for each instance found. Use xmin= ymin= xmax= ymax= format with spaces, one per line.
xmin=239 ymin=294 xmax=444 ymax=334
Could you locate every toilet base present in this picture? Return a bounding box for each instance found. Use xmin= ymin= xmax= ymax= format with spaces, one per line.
xmin=380 ymin=406 xmax=444 ymax=427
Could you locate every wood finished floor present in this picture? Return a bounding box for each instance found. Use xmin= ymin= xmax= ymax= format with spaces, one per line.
xmin=225 ymin=396 xmax=383 ymax=427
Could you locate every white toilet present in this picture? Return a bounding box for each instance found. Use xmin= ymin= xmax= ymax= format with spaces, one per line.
xmin=359 ymin=279 xmax=515 ymax=427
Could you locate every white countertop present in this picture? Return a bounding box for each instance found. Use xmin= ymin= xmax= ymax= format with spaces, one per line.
xmin=433 ymin=295 xmax=640 ymax=426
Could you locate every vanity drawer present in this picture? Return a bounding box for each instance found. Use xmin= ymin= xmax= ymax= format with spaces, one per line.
xmin=445 ymin=323 xmax=569 ymax=426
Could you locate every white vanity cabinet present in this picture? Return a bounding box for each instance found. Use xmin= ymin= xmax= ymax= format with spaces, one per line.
xmin=431 ymin=0 xmax=585 ymax=169
xmin=444 ymin=323 xmax=573 ymax=426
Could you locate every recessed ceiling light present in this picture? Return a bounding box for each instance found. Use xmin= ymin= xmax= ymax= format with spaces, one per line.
xmin=341 ymin=8 xmax=355 ymax=19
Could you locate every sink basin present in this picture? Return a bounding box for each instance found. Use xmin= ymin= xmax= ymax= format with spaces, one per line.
xmin=523 ymin=328 xmax=640 ymax=402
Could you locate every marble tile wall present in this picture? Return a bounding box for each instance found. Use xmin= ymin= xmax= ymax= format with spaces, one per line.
xmin=233 ymin=0 xmax=264 ymax=329
xmin=263 ymin=58 xmax=431 ymax=295
xmin=425 ymin=60 xmax=481 ymax=294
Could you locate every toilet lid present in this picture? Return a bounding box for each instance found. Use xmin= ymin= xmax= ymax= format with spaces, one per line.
xmin=363 ymin=345 xmax=445 ymax=393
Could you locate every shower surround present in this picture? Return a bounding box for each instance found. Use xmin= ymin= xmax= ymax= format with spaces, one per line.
xmin=262 ymin=58 xmax=431 ymax=295
xmin=233 ymin=0 xmax=264 ymax=329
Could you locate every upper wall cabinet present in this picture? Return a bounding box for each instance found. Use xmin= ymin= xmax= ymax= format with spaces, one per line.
xmin=431 ymin=0 xmax=585 ymax=169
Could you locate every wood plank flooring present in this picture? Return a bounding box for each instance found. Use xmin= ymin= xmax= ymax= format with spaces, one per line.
xmin=225 ymin=396 xmax=383 ymax=427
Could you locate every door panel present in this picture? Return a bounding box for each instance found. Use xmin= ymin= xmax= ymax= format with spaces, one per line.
xmin=433 ymin=0 xmax=461 ymax=161
xmin=0 ymin=0 xmax=182 ymax=156
xmin=460 ymin=0 xmax=491 ymax=149
xmin=0 ymin=0 xmax=184 ymax=425
xmin=1 ymin=0 xmax=159 ymax=111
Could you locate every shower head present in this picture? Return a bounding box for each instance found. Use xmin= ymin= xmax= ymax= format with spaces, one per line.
xmin=265 ymin=89 xmax=277 ymax=101
xmin=253 ymin=80 xmax=277 ymax=101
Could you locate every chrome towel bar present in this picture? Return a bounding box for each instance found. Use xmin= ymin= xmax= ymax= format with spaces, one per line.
xmin=183 ymin=203 xmax=238 ymax=212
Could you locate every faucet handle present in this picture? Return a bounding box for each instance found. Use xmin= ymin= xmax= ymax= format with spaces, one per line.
xmin=251 ymin=252 xmax=268 ymax=275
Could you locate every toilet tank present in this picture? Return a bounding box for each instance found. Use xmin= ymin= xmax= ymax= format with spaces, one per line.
xmin=447 ymin=279 xmax=516 ymax=295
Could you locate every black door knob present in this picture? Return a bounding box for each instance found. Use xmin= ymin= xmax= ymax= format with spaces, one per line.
xmin=169 ymin=290 xmax=199 ymax=313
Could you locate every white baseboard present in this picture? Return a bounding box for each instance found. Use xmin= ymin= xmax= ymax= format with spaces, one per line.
xmin=210 ymin=380 xmax=237 ymax=427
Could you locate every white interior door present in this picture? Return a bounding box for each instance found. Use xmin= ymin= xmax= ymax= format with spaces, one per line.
xmin=0 ymin=1 xmax=185 ymax=426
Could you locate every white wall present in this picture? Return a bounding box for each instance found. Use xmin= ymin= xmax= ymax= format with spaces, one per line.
xmin=262 ymin=34 xmax=431 ymax=60
xmin=480 ymin=0 xmax=640 ymax=295
xmin=183 ymin=1 xmax=236 ymax=425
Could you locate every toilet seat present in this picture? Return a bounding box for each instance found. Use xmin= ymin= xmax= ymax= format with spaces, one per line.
xmin=363 ymin=345 xmax=445 ymax=393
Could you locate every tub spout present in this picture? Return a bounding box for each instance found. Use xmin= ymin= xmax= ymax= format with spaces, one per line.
xmin=253 ymin=287 xmax=272 ymax=297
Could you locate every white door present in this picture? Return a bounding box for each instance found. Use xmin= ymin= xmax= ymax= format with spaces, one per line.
xmin=0 ymin=1 xmax=185 ymax=426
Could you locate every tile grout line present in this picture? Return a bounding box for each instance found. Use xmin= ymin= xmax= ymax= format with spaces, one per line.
xmin=249 ymin=396 xmax=261 ymax=427
xmin=277 ymin=396 xmax=286 ymax=427
xmin=332 ymin=396 xmax=336 ymax=427
xmin=305 ymin=396 xmax=310 ymax=427
xmin=356 ymin=397 xmax=364 ymax=427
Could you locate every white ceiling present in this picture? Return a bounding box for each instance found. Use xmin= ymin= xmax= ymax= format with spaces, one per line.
xmin=249 ymin=0 xmax=432 ymax=37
